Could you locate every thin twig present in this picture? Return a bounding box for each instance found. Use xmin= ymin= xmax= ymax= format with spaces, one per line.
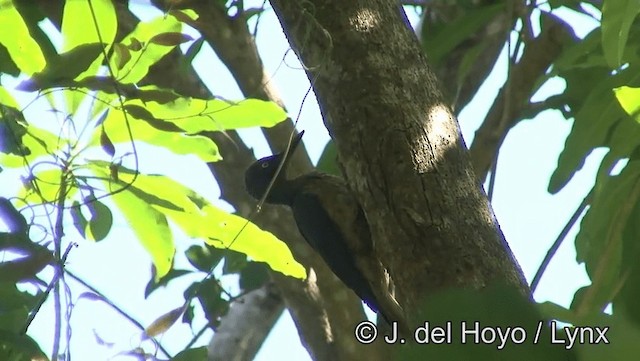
xmin=51 ymin=168 xmax=69 ymax=361
xmin=251 ymin=0 xmax=269 ymax=38
xmin=487 ymin=3 xmax=521 ymax=196
xmin=22 ymin=243 xmax=76 ymax=334
xmin=87 ymin=0 xmax=140 ymax=199
xmin=487 ymin=153 xmax=498 ymax=201
xmin=183 ymin=323 xmax=211 ymax=350
xmin=65 ymin=270 xmax=172 ymax=358
xmin=530 ymin=189 xmax=592 ymax=293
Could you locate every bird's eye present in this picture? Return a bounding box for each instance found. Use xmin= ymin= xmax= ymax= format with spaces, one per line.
xmin=261 ymin=162 xmax=269 ymax=169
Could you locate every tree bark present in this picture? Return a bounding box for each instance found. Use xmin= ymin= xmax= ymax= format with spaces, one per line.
xmin=207 ymin=283 xmax=283 ymax=361
xmin=269 ymin=0 xmax=529 ymax=320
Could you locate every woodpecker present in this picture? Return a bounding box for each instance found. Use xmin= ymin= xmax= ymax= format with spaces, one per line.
xmin=244 ymin=131 xmax=392 ymax=323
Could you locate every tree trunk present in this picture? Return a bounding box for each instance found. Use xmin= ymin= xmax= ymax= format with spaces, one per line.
xmin=269 ymin=0 xmax=529 ymax=320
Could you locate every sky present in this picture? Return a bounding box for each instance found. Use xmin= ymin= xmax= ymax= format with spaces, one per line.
xmin=0 ymin=1 xmax=605 ymax=360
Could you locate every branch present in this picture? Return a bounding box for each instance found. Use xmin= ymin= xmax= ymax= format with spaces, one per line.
xmin=207 ymin=283 xmax=284 ymax=361
xmin=421 ymin=0 xmax=523 ymax=112
xmin=468 ymin=13 xmax=576 ymax=182
xmin=52 ymin=170 xmax=69 ymax=361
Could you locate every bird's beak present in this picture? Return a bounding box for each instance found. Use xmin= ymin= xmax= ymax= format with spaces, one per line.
xmin=278 ymin=130 xmax=304 ymax=173
xmin=285 ymin=130 xmax=304 ymax=159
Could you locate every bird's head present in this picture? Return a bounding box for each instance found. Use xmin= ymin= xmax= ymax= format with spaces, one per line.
xmin=244 ymin=131 xmax=304 ymax=202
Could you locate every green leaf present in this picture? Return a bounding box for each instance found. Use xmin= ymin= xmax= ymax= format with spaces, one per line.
xmin=0 ymin=105 xmax=28 ymax=160
xmin=185 ymin=277 xmax=228 ymax=326
xmin=70 ymin=201 xmax=88 ymax=238
xmin=548 ymin=65 xmax=640 ymax=193
xmin=89 ymin=161 xmax=306 ymax=279
xmin=18 ymin=168 xmax=77 ymax=205
xmin=204 ymin=211 xmax=306 ymax=279
xmin=17 ymin=43 xmax=105 ymax=92
xmin=0 ymin=122 xmax=69 ymax=169
xmin=167 ymin=9 xmax=199 ymax=23
xmin=0 ymin=86 xmax=19 ymax=109
xmin=185 ymin=244 xmax=224 ymax=272
xmin=615 ymin=86 xmax=640 ymax=118
xmin=601 ymin=0 xmax=640 ymax=68
xmin=0 ymin=330 xmax=48 ymax=361
xmin=222 ymin=250 xmax=247 ymax=275
xmin=420 ymin=3 xmax=505 ymax=67
xmin=180 ymin=37 xmax=205 ymax=74
xmin=99 ymin=124 xmax=116 ymax=157
xmin=0 ymin=5 xmax=45 ymax=75
xmin=0 ymin=44 xmax=20 ymax=76
xmin=0 ymin=283 xmax=39 ymax=335
xmin=551 ymin=29 xmax=607 ymax=73
xmin=149 ymin=32 xmax=193 ymax=46
xmin=145 ymin=306 xmax=185 ymax=338
xmin=94 ymin=107 xmax=221 ymax=163
xmin=0 ymin=248 xmax=52 ymax=282
xmin=144 ymin=268 xmax=191 ymax=298
xmin=62 ymin=0 xmax=117 ymax=52
xmin=99 ymin=176 xmax=175 ymax=280
xmin=316 ymin=140 xmax=341 ymax=176
xmin=61 ymin=0 xmax=116 ymax=82
xmin=572 ymin=159 xmax=640 ymax=317
xmin=455 ymin=41 xmax=489 ymax=97
xmin=398 ymin=284 xmax=572 ymax=361
xmin=127 ymin=97 xmax=288 ymax=132
xmin=0 ymin=197 xmax=28 ymax=234
xmin=128 ymin=37 xmax=143 ymax=51
xmin=123 ymin=104 xmax=185 ymax=132
xmin=239 ymin=262 xmax=269 ymax=291
xmin=55 ymin=81 xmax=180 ymax=104
xmin=574 ymin=311 xmax=640 ymax=361
xmin=537 ymin=301 xmax=576 ymax=324
xmin=112 ymin=43 xmax=131 ymax=70
xmin=171 ymin=347 xmax=207 ymax=361
xmin=115 ymin=13 xmax=185 ymax=83
xmin=84 ymin=197 xmax=113 ymax=242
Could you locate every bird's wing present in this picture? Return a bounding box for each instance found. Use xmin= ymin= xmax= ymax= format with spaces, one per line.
xmin=291 ymin=188 xmax=381 ymax=313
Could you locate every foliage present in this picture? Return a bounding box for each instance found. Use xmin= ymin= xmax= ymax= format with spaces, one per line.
xmin=542 ymin=0 xmax=640 ymax=334
xmin=0 ymin=1 xmax=302 ymax=359
xmin=318 ymin=1 xmax=640 ymax=356
xmin=418 ymin=0 xmax=640 ymax=359
xmin=399 ymin=284 xmax=572 ymax=361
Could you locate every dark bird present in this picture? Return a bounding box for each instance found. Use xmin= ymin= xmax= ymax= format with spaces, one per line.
xmin=245 ymin=131 xmax=394 ymax=323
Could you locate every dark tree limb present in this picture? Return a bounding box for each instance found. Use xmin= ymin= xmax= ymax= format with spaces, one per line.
xmin=468 ymin=13 xmax=576 ymax=182
xmin=420 ymin=0 xmax=524 ymax=112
